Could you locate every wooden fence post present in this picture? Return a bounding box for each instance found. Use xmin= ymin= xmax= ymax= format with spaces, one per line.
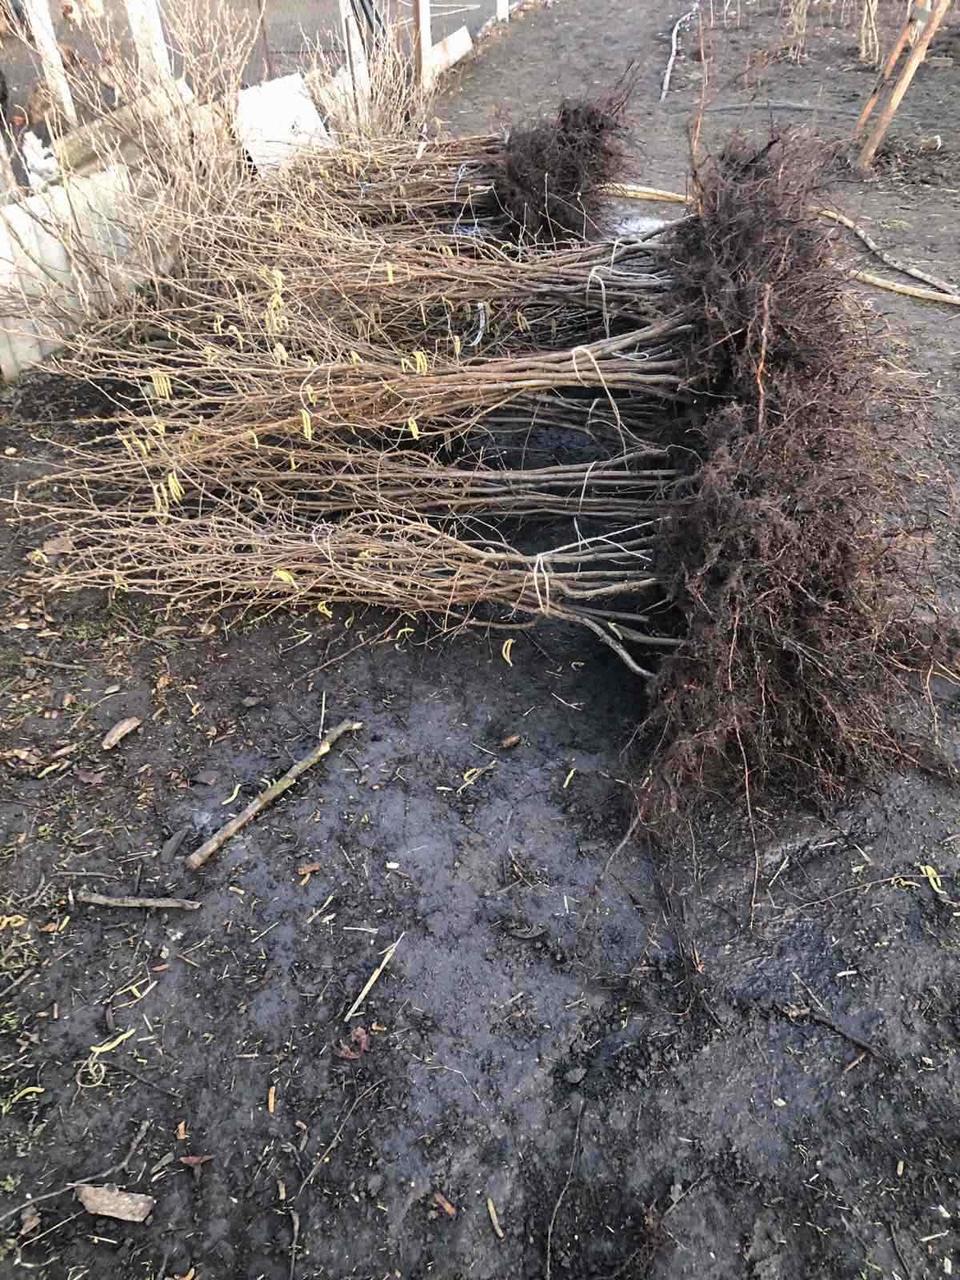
xmin=123 ymin=0 xmax=175 ymax=87
xmin=857 ymin=0 xmax=951 ymax=169
xmin=496 ymin=0 xmax=510 ymax=19
xmin=338 ymin=0 xmax=371 ymax=120
xmin=20 ymin=0 xmax=78 ymax=126
xmin=413 ymin=0 xmax=433 ymax=90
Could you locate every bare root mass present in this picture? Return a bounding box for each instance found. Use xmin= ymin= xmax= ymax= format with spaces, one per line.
xmin=13 ymin=82 xmax=950 ymax=808
xmin=494 ymin=73 xmax=636 ymax=240
xmin=644 ymin=133 xmax=947 ymax=806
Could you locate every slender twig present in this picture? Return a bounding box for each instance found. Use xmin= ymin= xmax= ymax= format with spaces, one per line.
xmin=288 ymin=1208 xmax=301 ymax=1280
xmin=76 ymin=891 xmax=200 ymax=911
xmin=296 ymin=1084 xmax=381 ymax=1196
xmin=343 ymin=934 xmax=404 ymax=1022
xmin=185 ymin=720 xmax=362 ymax=870
xmin=888 ymin=1222 xmax=914 ymax=1280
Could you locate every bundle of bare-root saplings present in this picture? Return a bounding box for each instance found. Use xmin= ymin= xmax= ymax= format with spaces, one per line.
xmin=22 ymin=92 xmax=948 ymax=807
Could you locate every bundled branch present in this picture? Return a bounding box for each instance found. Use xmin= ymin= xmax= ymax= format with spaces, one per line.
xmin=13 ymin=24 xmax=950 ymax=813
xmin=298 ymin=71 xmax=637 ymax=242
xmin=15 ymin=66 xmax=688 ymax=673
xmin=38 ymin=508 xmax=671 ymax=673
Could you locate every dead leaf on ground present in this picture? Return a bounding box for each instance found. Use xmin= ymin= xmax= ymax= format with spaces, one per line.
xmin=75 ymin=768 xmax=106 ymax=785
xmin=76 ymin=1184 xmax=155 ymax=1222
xmin=351 ymin=1026 xmax=371 ymax=1053
xmin=19 ymin=1206 xmax=40 ymax=1236
xmin=335 ymin=1025 xmax=371 ymax=1059
xmin=102 ymin=717 xmax=143 ymax=751
xmin=41 ymin=533 xmax=75 ymax=557
xmin=432 ymin=1190 xmax=457 ymax=1218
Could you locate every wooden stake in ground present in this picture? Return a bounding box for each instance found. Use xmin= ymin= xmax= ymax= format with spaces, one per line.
xmin=185 ymin=719 xmax=362 ymax=870
xmin=123 ymin=0 xmax=175 ymax=88
xmin=855 ymin=3 xmax=923 ymax=135
xmin=856 ymin=0 xmax=952 ymax=170
xmin=413 ymin=0 xmax=433 ymax=90
xmin=20 ymin=0 xmax=78 ymax=126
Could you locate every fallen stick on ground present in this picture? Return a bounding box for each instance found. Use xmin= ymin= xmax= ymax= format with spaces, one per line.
xmin=851 ymin=269 xmax=960 ymax=306
xmin=76 ymin=891 xmax=201 ymax=911
xmin=819 ymin=207 xmax=958 ymax=296
xmin=343 ymin=933 xmax=404 ymax=1022
xmin=610 ymin=184 xmax=960 ymax=306
xmin=185 ymin=719 xmax=363 ymax=871
xmin=659 ymin=1 xmax=702 ymax=102
xmin=545 ymin=1099 xmax=585 ymax=1280
xmin=296 ymin=1082 xmax=381 ymax=1196
xmin=777 ymin=1003 xmax=890 ymax=1063
xmin=700 ymin=100 xmax=861 ymax=117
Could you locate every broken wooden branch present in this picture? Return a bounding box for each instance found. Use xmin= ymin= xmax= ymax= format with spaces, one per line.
xmin=819 ymin=207 xmax=958 ymax=297
xmin=76 ymin=891 xmax=201 ymax=911
xmin=851 ymin=269 xmax=960 ymax=306
xmin=185 ymin=719 xmax=363 ymax=870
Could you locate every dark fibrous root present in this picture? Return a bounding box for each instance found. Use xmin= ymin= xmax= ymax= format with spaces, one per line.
xmin=644 ymin=130 xmax=951 ymax=812
xmin=494 ymin=68 xmax=638 ymax=241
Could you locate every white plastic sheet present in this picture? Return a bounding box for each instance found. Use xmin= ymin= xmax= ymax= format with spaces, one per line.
xmin=235 ymin=73 xmax=333 ymax=174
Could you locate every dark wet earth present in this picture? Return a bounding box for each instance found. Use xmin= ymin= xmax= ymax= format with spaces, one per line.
xmin=3 ymin=1 xmax=960 ymax=1277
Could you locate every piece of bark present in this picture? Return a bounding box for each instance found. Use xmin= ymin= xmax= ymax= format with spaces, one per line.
xmin=76 ymin=1184 xmax=155 ymax=1222
xmin=101 ymin=717 xmax=142 ymax=750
